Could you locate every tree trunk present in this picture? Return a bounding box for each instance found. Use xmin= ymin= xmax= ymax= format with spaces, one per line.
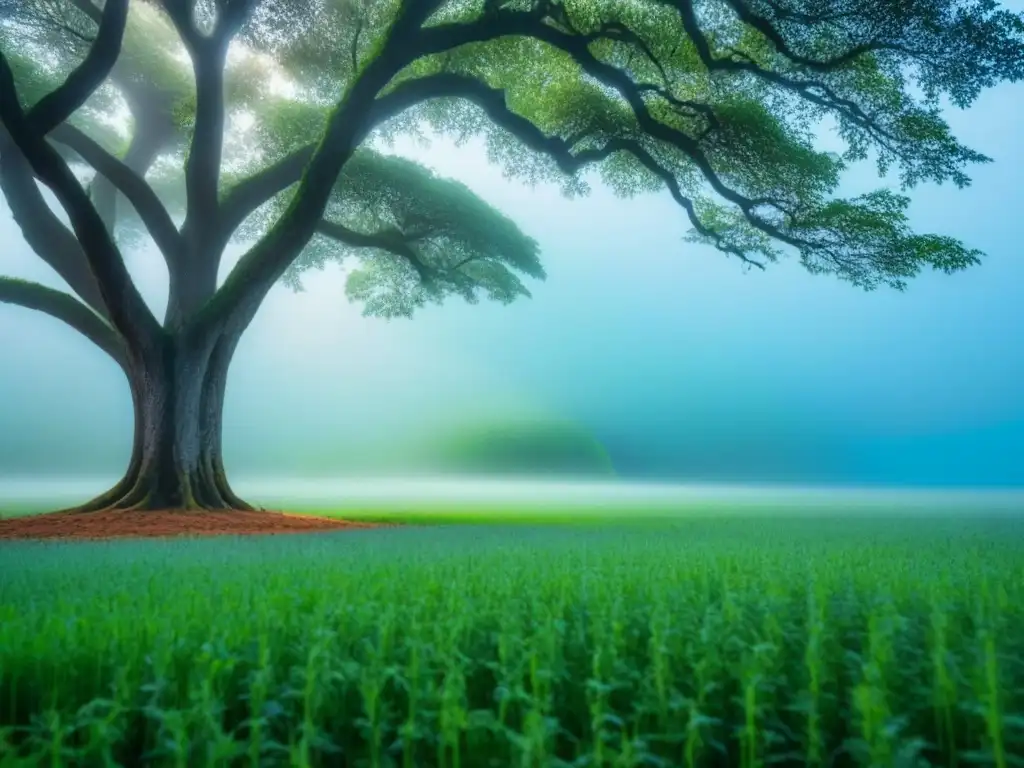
xmin=70 ymin=331 xmax=253 ymax=513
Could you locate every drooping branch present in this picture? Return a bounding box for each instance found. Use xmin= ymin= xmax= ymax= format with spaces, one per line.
xmin=665 ymin=0 xmax=1020 ymax=182
xmin=371 ymin=72 xmax=764 ymax=267
xmin=669 ymin=3 xmax=896 ymax=133
xmin=416 ymin=10 xmax=815 ymax=253
xmin=50 ymin=123 xmax=184 ymax=266
xmin=0 ymin=276 xmax=127 ymax=369
xmin=207 ymin=9 xmax=721 ymax=274
xmin=190 ymin=0 xmax=1007 ymax=339
xmin=682 ymin=0 xmax=890 ymax=72
xmin=0 ymin=53 xmax=162 ymax=348
xmin=195 ymin=0 xmax=737 ymax=340
xmin=24 ymin=0 xmax=128 ymax=134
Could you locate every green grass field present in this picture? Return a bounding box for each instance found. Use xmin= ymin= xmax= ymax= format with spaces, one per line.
xmin=1 ymin=506 xmax=1023 ymax=766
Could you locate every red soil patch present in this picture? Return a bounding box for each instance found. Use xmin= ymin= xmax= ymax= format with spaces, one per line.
xmin=0 ymin=508 xmax=383 ymax=541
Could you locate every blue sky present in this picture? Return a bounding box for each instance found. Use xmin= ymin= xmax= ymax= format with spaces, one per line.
xmin=1 ymin=23 xmax=1022 ymax=486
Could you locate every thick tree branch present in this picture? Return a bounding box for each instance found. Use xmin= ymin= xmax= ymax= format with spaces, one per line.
xmin=180 ymin=55 xmax=229 ymax=239
xmin=50 ymin=123 xmax=184 ymax=266
xmin=25 ymin=0 xmax=128 ymax=133
xmin=0 ymin=130 xmax=108 ymax=317
xmin=141 ymin=1 xmax=257 ymax=329
xmin=0 ymin=276 xmax=127 ymax=369
xmin=160 ymin=0 xmax=204 ymax=50
xmin=0 ymin=55 xmax=162 ymax=348
xmin=84 ymin=77 xmax=182 ymax=233
xmin=190 ymin=0 xmax=447 ymax=340
xmin=86 ymin=133 xmax=158 ymax=234
xmin=198 ymin=0 xmax=772 ymax=342
xmin=164 ymin=0 xmax=253 ymax=241
xmin=162 ymin=0 xmax=253 ymax=50
xmin=218 ymin=145 xmax=315 ymax=240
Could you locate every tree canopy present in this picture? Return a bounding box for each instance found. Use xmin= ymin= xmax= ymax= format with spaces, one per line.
xmin=3 ymin=0 xmax=1020 ymax=321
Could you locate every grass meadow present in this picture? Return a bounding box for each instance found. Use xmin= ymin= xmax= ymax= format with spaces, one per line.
xmin=1 ymin=500 xmax=1023 ymax=766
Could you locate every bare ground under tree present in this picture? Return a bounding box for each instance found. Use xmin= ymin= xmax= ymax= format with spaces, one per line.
xmin=0 ymin=508 xmax=386 ymax=541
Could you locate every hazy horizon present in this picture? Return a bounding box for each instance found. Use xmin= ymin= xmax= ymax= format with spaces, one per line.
xmin=4 ymin=475 xmax=1024 ymax=513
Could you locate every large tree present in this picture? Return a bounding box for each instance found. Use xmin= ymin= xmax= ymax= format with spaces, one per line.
xmin=0 ymin=0 xmax=1021 ymax=512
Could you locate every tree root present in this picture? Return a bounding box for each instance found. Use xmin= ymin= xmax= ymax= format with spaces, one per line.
xmin=56 ymin=465 xmax=255 ymax=514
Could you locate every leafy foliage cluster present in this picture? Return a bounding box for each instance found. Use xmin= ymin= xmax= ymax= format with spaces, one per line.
xmin=1 ymin=515 xmax=1022 ymax=765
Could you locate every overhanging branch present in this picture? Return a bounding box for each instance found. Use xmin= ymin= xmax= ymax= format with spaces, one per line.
xmin=710 ymin=0 xmax=900 ymax=71
xmin=373 ymin=72 xmax=764 ymax=267
xmin=417 ymin=10 xmax=813 ymax=254
xmin=669 ymin=0 xmax=899 ymax=143
xmin=0 ymin=276 xmax=127 ymax=369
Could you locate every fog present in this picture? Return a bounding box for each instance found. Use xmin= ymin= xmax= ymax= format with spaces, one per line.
xmin=2 ymin=476 xmax=1023 ymax=518
xmin=2 ymin=68 xmax=1023 ymax=490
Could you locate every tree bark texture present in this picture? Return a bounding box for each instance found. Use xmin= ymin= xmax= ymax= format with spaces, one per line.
xmin=71 ymin=329 xmax=253 ymax=512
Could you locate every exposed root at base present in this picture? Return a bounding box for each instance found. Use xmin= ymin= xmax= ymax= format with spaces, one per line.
xmin=58 ymin=470 xmax=257 ymax=515
xmin=0 ymin=508 xmax=385 ymax=541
